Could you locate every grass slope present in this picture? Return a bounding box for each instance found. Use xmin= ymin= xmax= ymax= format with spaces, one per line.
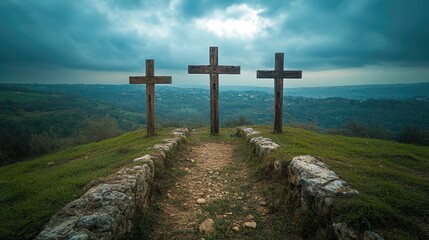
xmin=251 ymin=126 xmax=429 ymax=240
xmin=1 ymin=126 xmax=428 ymax=239
xmin=0 ymin=128 xmax=174 ymax=240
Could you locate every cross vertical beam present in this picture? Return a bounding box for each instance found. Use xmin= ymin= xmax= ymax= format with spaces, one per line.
xmin=274 ymin=53 xmax=284 ymax=134
xmin=188 ymin=46 xmax=240 ymax=134
xmin=145 ymin=60 xmax=155 ymax=136
xmin=129 ymin=59 xmax=172 ymax=136
xmin=210 ymin=47 xmax=219 ymax=134
xmin=257 ymin=53 xmax=302 ymax=134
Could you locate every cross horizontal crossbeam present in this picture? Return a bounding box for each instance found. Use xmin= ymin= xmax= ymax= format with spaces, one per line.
xmin=188 ymin=65 xmax=240 ymax=74
xmin=256 ymin=70 xmax=302 ymax=79
xmin=129 ymin=76 xmax=172 ymax=84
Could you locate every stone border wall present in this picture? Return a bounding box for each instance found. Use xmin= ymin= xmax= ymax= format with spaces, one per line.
xmin=236 ymin=127 xmax=383 ymax=240
xmin=235 ymin=127 xmax=279 ymax=157
xmin=36 ymin=128 xmax=189 ymax=240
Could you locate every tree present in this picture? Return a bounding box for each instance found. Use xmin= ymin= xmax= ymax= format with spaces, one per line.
xmin=398 ymin=125 xmax=426 ymax=145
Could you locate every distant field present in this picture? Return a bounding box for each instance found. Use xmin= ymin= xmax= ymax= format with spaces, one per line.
xmin=0 ymin=90 xmax=51 ymax=103
xmin=252 ymin=126 xmax=429 ymax=239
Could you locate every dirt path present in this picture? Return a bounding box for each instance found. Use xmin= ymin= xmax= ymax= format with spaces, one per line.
xmin=150 ymin=141 xmax=297 ymax=239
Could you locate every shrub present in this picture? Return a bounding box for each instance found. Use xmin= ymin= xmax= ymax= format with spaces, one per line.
xmin=81 ymin=115 xmax=123 ymax=142
xmin=224 ymin=115 xmax=252 ymax=128
xmin=398 ymin=125 xmax=428 ymax=145
xmin=29 ymin=128 xmax=61 ymax=155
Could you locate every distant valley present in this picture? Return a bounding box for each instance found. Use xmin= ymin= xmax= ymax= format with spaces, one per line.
xmin=180 ymin=82 xmax=429 ymax=99
xmin=1 ymin=82 xmax=428 ymax=164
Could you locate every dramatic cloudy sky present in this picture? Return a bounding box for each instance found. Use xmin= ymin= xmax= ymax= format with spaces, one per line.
xmin=1 ymin=0 xmax=428 ymax=87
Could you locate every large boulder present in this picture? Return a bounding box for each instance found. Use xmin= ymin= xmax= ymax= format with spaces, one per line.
xmin=288 ymin=155 xmax=358 ymax=214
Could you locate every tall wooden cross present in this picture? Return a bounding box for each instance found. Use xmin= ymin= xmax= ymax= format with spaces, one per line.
xmin=188 ymin=46 xmax=240 ymax=134
xmin=129 ymin=59 xmax=172 ymax=136
xmin=257 ymin=53 xmax=302 ymax=134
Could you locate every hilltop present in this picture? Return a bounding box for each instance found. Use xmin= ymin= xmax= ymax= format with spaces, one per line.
xmin=1 ymin=126 xmax=428 ymax=239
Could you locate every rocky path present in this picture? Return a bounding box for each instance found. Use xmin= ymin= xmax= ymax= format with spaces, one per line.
xmin=150 ymin=141 xmax=297 ymax=239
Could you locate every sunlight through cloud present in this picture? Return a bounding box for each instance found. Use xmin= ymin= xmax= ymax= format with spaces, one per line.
xmin=195 ymin=4 xmax=273 ymax=39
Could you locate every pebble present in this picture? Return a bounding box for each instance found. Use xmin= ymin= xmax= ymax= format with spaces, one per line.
xmin=259 ymin=201 xmax=267 ymax=206
xmin=244 ymin=221 xmax=257 ymax=229
xmin=232 ymin=226 xmax=240 ymax=232
xmin=246 ymin=214 xmax=254 ymax=220
xmin=197 ymin=198 xmax=207 ymax=204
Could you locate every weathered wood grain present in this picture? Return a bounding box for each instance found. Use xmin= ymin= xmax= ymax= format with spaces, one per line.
xmin=256 ymin=70 xmax=302 ymax=79
xmin=187 ymin=46 xmax=241 ymax=134
xmin=129 ymin=76 xmax=172 ymax=84
xmin=256 ymin=53 xmax=302 ymax=134
xmin=146 ymin=83 xmax=155 ymax=136
xmin=188 ymin=65 xmax=240 ymax=74
xmin=129 ymin=59 xmax=172 ymax=137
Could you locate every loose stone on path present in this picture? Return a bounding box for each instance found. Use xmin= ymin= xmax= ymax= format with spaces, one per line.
xmin=150 ymin=140 xmax=296 ymax=239
xmin=244 ymin=221 xmax=257 ymax=229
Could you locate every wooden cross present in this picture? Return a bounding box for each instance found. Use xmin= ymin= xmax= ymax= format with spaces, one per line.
xmin=257 ymin=53 xmax=302 ymax=134
xmin=129 ymin=59 xmax=172 ymax=136
xmin=188 ymin=46 xmax=240 ymax=134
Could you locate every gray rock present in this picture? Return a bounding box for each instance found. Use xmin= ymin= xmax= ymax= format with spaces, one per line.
xmin=77 ymin=213 xmax=115 ymax=231
xmin=69 ymin=233 xmax=89 ymax=240
xmin=249 ymin=136 xmax=280 ymax=157
xmin=333 ymin=222 xmax=359 ymax=240
xmin=288 ymin=155 xmax=358 ymax=199
xmin=237 ymin=127 xmax=260 ymax=139
xmin=172 ymin=128 xmax=189 ymax=138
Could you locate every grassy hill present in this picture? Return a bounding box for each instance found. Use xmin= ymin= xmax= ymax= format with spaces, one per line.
xmin=249 ymin=126 xmax=429 ymax=239
xmin=0 ymin=126 xmax=428 ymax=239
xmin=0 ymin=128 xmax=174 ymax=239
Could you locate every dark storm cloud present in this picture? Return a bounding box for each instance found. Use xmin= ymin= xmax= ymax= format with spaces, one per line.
xmin=270 ymin=0 xmax=429 ymax=68
xmin=0 ymin=0 xmax=148 ymax=71
xmin=0 ymin=0 xmax=428 ymax=77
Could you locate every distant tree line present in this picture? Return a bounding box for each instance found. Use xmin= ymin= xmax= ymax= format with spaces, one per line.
xmin=0 ymin=115 xmax=123 ymax=165
xmin=326 ymin=119 xmax=429 ymax=145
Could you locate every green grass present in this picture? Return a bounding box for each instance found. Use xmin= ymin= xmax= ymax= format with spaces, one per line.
xmin=0 ymin=90 xmax=52 ymax=103
xmin=249 ymin=125 xmax=429 ymax=239
xmin=188 ymin=127 xmax=240 ymax=144
xmin=1 ymin=126 xmax=428 ymax=239
xmin=0 ymin=128 xmax=174 ymax=239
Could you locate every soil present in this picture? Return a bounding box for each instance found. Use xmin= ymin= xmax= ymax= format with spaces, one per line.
xmin=149 ymin=141 xmax=298 ymax=239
